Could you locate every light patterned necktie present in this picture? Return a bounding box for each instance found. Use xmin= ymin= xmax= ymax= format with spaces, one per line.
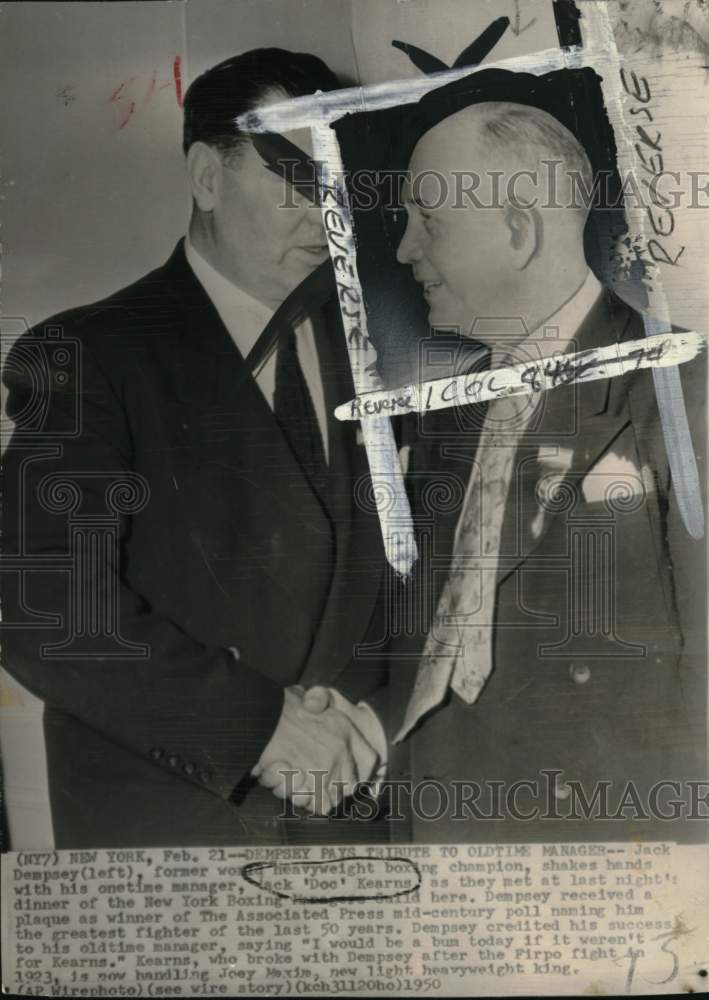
xmin=394 ymin=394 xmax=534 ymax=742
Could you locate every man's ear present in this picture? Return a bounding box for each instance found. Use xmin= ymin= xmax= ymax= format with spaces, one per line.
xmin=503 ymin=201 xmax=543 ymax=270
xmin=186 ymin=142 xmax=222 ymax=212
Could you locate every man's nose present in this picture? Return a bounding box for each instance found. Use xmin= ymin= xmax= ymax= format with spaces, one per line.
xmin=396 ymin=218 xmax=424 ymax=265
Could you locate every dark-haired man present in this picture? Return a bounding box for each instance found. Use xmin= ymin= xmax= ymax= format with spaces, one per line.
xmin=2 ymin=49 xmax=387 ymax=848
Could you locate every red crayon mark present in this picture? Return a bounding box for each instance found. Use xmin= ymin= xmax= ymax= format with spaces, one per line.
xmin=109 ymin=58 xmax=183 ymax=130
xmin=173 ymin=56 xmax=183 ymax=107
xmin=109 ymin=80 xmax=127 ymax=103
xmin=142 ymin=69 xmax=157 ymax=109
xmin=109 ymin=77 xmax=137 ymax=129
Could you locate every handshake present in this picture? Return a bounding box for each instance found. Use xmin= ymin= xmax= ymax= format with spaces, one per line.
xmin=251 ymin=686 xmax=383 ymax=815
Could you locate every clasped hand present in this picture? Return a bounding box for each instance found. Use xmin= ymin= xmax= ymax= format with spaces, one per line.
xmin=252 ymin=686 xmax=379 ymax=815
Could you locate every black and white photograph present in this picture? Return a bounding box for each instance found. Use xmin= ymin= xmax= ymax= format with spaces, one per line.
xmin=1 ymin=1 xmax=708 ymax=996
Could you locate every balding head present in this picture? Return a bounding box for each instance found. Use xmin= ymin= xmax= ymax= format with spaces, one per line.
xmin=469 ymin=101 xmax=592 ymax=200
xmin=397 ymin=101 xmax=593 ymax=339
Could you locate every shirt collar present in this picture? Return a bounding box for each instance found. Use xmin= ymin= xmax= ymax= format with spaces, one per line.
xmin=486 ymin=270 xmax=602 ymax=369
xmin=534 ymin=269 xmax=603 ymax=353
xmin=185 ymin=236 xmax=274 ymax=357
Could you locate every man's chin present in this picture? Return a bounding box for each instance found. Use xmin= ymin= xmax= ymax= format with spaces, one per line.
xmin=281 ymin=261 xmax=324 ymax=299
xmin=427 ymin=302 xmax=467 ymax=333
xmin=292 ymin=247 xmax=329 ymax=271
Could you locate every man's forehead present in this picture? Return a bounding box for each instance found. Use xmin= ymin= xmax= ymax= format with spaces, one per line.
xmin=401 ymin=163 xmax=448 ymax=207
xmin=412 ymin=105 xmax=484 ymax=159
xmin=406 ymin=117 xmax=485 ymax=206
xmin=411 ymin=111 xmax=485 ymax=170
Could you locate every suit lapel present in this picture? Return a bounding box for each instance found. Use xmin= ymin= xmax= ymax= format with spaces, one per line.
xmin=165 ymin=240 xmax=336 ymax=520
xmin=163 ymin=242 xmax=383 ymax=682
xmin=160 ymin=242 xmax=339 ymax=649
xmin=299 ymin=299 xmax=385 ymax=686
xmin=496 ymin=292 xmax=642 ymax=586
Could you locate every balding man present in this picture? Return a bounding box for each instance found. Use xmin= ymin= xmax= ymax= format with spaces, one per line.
xmin=385 ymin=88 xmax=706 ymax=842
xmin=397 ymin=101 xmax=597 ymax=344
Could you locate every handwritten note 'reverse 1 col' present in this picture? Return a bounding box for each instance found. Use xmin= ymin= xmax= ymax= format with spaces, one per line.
xmin=2 ymin=842 xmax=707 ymax=996
xmin=335 ymin=330 xmax=706 ymax=421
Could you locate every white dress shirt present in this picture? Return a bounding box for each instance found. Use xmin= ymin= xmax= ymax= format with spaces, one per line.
xmin=496 ymin=268 xmax=603 ymax=365
xmin=552 ymin=269 xmax=603 ymax=345
xmin=185 ymin=237 xmax=329 ymax=462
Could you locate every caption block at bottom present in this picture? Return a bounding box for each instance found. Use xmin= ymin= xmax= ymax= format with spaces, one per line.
xmin=2 ymin=843 xmax=708 ymax=997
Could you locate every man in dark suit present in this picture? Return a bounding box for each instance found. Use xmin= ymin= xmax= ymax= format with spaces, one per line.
xmin=1 ymin=49 xmax=388 ymax=848
xmin=384 ymin=84 xmax=706 ymax=842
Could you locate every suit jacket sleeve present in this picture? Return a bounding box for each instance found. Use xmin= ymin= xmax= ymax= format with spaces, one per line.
xmin=626 ymin=346 xmax=707 ymax=774
xmin=655 ymin=353 xmax=707 ymax=759
xmin=2 ymin=324 xmax=284 ymax=800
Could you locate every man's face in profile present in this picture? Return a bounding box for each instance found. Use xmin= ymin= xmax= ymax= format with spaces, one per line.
xmin=209 ymin=118 xmax=328 ymax=309
xmin=397 ymin=117 xmax=515 ymax=335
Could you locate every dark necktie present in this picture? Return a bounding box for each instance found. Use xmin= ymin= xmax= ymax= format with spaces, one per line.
xmin=273 ymin=325 xmax=327 ymax=491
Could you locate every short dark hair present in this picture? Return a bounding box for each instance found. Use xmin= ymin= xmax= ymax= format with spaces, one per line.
xmin=182 ymin=47 xmax=340 ymax=156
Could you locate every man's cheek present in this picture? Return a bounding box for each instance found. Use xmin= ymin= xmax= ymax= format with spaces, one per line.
xmin=443 ymin=268 xmax=470 ymax=305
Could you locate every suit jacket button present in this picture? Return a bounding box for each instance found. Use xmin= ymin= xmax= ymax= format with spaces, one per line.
xmin=182 ymin=762 xmax=195 ymax=776
xmin=149 ymin=747 xmax=164 ymax=761
xmin=569 ymin=663 xmax=591 ymax=684
xmin=198 ymin=770 xmax=212 ymax=784
xmin=167 ymin=753 xmax=180 ymax=768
